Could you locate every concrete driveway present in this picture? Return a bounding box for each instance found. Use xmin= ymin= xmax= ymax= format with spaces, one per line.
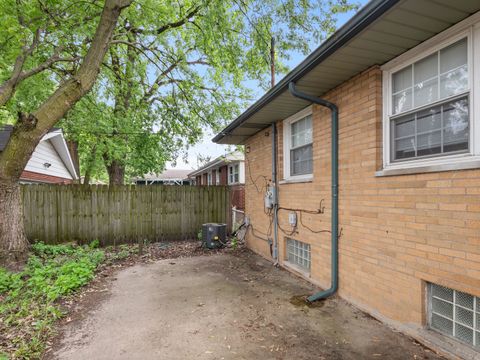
xmin=49 ymin=250 xmax=443 ymax=360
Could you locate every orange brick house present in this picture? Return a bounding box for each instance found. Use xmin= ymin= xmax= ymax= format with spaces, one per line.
xmin=213 ymin=0 xmax=480 ymax=357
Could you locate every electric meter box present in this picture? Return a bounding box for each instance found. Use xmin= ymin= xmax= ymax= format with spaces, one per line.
xmin=264 ymin=186 xmax=277 ymax=209
xmin=288 ymin=212 xmax=297 ymax=227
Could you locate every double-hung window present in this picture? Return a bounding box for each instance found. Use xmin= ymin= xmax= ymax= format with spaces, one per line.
xmin=228 ymin=164 xmax=239 ymax=184
xmin=382 ymin=20 xmax=480 ymax=173
xmin=391 ymin=38 xmax=469 ymax=161
xmin=283 ymin=107 xmax=313 ymax=180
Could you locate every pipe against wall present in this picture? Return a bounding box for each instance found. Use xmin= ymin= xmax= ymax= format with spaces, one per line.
xmin=288 ymin=82 xmax=339 ymax=302
xmin=271 ymin=122 xmax=278 ymax=262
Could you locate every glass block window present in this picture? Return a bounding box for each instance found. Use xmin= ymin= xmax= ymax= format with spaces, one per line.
xmin=389 ymin=37 xmax=470 ymax=162
xmin=429 ymin=283 xmax=480 ymax=348
xmin=290 ymin=115 xmax=313 ymax=176
xmin=286 ymin=238 xmax=311 ymax=271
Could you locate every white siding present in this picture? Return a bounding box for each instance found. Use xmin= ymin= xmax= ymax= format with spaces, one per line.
xmin=24 ymin=139 xmax=73 ymax=179
xmin=239 ymin=161 xmax=245 ymax=184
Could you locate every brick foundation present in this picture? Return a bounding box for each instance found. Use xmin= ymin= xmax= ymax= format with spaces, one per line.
xmin=20 ymin=170 xmax=74 ymax=184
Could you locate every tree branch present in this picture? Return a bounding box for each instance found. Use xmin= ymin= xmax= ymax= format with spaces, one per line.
xmin=0 ymin=28 xmax=42 ymax=106
xmin=0 ymin=0 xmax=134 ymax=181
xmin=123 ymin=3 xmax=205 ymax=36
xmin=156 ymin=4 xmax=202 ymax=34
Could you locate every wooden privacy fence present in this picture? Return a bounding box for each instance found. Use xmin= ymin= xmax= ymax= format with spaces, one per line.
xmin=21 ymin=185 xmax=231 ymax=245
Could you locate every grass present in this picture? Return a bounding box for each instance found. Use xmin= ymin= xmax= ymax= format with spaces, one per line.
xmin=0 ymin=241 xmax=105 ymax=359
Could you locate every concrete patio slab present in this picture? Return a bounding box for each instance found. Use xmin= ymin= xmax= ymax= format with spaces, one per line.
xmin=50 ymin=250 xmax=443 ymax=360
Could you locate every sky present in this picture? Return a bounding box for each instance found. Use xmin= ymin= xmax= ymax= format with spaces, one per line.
xmin=169 ymin=0 xmax=369 ymax=170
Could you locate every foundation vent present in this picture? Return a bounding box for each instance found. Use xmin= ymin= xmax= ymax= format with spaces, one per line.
xmin=286 ymin=238 xmax=310 ymax=271
xmin=429 ymin=283 xmax=480 ymax=348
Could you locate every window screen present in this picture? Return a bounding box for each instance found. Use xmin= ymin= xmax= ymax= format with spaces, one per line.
xmin=290 ymin=115 xmax=313 ymax=176
xmin=286 ymin=238 xmax=310 ymax=271
xmin=390 ymin=38 xmax=469 ymax=161
xmin=429 ymin=283 xmax=480 ymax=348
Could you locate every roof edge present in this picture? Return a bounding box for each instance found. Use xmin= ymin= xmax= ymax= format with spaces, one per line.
xmin=188 ymin=151 xmax=245 ymax=177
xmin=212 ymin=0 xmax=401 ymax=143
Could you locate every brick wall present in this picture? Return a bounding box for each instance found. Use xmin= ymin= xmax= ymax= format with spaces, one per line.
xmin=244 ymin=129 xmax=273 ymax=258
xmin=219 ymin=165 xmax=228 ymax=185
xmin=20 ymin=170 xmax=74 ymax=184
xmin=244 ymin=66 xmax=480 ymax=330
xmin=230 ymin=184 xmax=245 ymax=210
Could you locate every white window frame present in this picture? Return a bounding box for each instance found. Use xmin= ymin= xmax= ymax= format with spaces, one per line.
xmin=282 ymin=105 xmax=313 ymax=182
xmin=215 ymin=168 xmax=220 ymax=185
xmin=228 ymin=163 xmax=239 ymax=184
xmin=207 ymin=172 xmax=212 ymax=186
xmin=381 ymin=13 xmax=480 ymax=174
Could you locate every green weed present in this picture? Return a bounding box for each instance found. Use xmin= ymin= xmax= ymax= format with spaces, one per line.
xmin=0 ymin=241 xmax=105 ymax=359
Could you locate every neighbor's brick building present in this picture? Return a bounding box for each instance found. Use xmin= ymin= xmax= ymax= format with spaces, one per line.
xmin=189 ymin=151 xmax=246 ymax=210
xmin=214 ymin=2 xmax=480 ymax=357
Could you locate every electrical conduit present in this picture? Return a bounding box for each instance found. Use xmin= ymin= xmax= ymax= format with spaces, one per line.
xmin=288 ymin=82 xmax=339 ymax=302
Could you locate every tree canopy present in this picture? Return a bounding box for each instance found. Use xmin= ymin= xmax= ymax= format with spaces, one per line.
xmin=1 ymin=0 xmax=359 ymax=184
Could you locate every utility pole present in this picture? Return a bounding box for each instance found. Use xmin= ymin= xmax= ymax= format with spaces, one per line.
xmin=270 ymin=37 xmax=275 ymax=88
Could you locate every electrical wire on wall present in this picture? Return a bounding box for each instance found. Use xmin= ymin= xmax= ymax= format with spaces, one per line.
xmin=243 ymin=153 xmax=277 ymax=255
xmin=244 ymin=148 xmax=339 ymax=254
xmin=276 ymin=199 xmax=328 ymax=236
xmin=246 ymin=154 xmax=270 ymax=194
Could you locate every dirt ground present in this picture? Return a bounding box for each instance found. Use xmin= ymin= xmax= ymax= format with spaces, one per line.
xmin=46 ymin=249 xmax=444 ymax=360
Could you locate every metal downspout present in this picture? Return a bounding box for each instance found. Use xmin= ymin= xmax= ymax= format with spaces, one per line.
xmin=272 ymin=122 xmax=279 ymax=262
xmin=288 ymin=82 xmax=339 ymax=302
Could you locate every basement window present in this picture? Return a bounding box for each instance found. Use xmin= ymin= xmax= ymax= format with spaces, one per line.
xmin=428 ymin=283 xmax=480 ymax=348
xmin=286 ymin=238 xmax=311 ymax=271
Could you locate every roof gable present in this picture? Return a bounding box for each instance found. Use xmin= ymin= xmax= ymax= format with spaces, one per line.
xmin=0 ymin=126 xmax=78 ymax=179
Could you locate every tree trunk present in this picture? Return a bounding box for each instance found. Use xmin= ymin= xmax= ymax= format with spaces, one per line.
xmin=107 ymin=160 xmax=125 ymax=185
xmin=82 ymin=145 xmax=97 ymax=187
xmin=0 ymin=180 xmax=29 ymax=268
xmin=0 ymin=0 xmax=133 ymax=264
xmin=66 ymin=140 xmax=80 ymax=178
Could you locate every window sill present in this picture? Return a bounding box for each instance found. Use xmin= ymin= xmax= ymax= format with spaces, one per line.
xmin=279 ymin=176 xmax=313 ymax=185
xmin=283 ymin=261 xmax=311 ymax=278
xmin=376 ymin=157 xmax=480 ymax=177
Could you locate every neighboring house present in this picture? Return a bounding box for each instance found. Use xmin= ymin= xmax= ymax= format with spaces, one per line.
xmin=188 ymin=151 xmax=245 ymax=209
xmin=135 ymin=169 xmax=192 ymax=185
xmin=214 ymin=1 xmax=480 ymax=358
xmin=0 ymin=125 xmax=78 ymax=184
